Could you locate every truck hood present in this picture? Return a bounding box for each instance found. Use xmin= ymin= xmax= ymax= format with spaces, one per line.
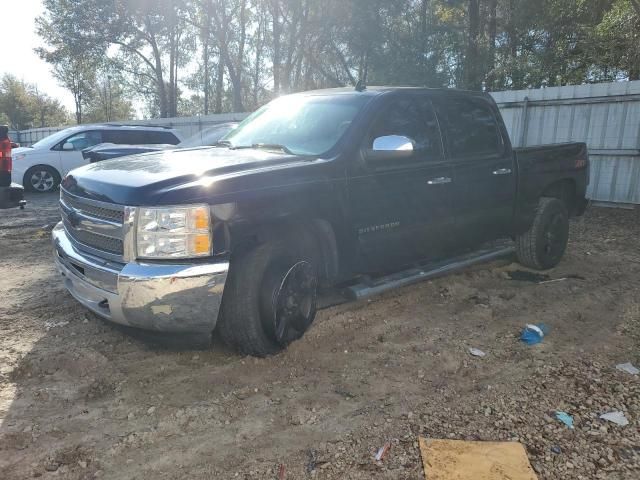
xmin=62 ymin=146 xmax=323 ymax=205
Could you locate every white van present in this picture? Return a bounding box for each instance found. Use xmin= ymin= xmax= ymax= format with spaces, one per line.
xmin=11 ymin=124 xmax=182 ymax=193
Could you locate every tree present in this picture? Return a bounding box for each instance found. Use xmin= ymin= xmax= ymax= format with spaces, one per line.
xmin=592 ymin=0 xmax=640 ymax=80
xmin=0 ymin=75 xmax=36 ymax=130
xmin=37 ymin=0 xmax=195 ymax=118
xmin=31 ymin=86 xmax=70 ymax=128
xmin=36 ymin=0 xmax=100 ymax=123
xmin=35 ymin=0 xmax=640 ymax=117
xmin=0 ymin=74 xmax=70 ymax=129
xmin=84 ymin=75 xmax=135 ymax=123
xmin=50 ymin=55 xmax=95 ymax=124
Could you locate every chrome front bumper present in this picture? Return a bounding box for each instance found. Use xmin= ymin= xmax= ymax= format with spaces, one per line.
xmin=52 ymin=222 xmax=229 ymax=334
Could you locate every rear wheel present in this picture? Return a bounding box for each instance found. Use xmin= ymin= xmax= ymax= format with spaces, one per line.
xmin=516 ymin=197 xmax=569 ymax=270
xmin=217 ymin=232 xmax=320 ymax=357
xmin=24 ymin=165 xmax=60 ymax=193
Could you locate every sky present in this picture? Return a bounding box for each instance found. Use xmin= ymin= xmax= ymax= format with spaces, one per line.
xmin=3 ymin=0 xmax=75 ymax=110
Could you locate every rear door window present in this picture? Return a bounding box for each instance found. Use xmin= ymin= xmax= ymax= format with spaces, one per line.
xmin=435 ymin=97 xmax=504 ymax=158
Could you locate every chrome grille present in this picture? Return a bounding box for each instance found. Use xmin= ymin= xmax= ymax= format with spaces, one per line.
xmin=62 ymin=220 xmax=124 ymax=255
xmin=60 ymin=189 xmax=125 ymax=260
xmin=61 ymin=190 xmax=124 ymax=223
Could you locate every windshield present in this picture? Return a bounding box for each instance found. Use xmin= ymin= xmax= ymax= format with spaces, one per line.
xmin=31 ymin=127 xmax=82 ymax=149
xmin=220 ymin=94 xmax=369 ymax=156
xmin=179 ymin=124 xmax=236 ymax=148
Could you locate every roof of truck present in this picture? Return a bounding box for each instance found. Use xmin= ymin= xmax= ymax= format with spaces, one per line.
xmin=298 ymin=86 xmax=488 ymax=97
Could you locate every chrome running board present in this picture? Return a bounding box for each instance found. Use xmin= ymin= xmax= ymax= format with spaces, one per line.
xmin=344 ymin=245 xmax=515 ymax=300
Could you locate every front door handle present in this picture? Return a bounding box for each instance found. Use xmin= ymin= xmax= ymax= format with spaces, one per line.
xmin=427 ymin=177 xmax=452 ymax=185
xmin=493 ymin=168 xmax=512 ymax=175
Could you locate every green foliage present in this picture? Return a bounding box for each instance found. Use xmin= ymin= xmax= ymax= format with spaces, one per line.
xmin=33 ymin=0 xmax=640 ymax=121
xmin=593 ymin=0 xmax=640 ymax=80
xmin=0 ymin=74 xmax=70 ymax=130
xmin=83 ymin=75 xmax=135 ymax=123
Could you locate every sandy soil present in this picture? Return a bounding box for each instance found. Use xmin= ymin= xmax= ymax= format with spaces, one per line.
xmin=0 ymin=192 xmax=639 ymax=479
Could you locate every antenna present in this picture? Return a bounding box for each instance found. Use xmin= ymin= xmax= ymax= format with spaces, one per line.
xmin=354 ymin=79 xmax=366 ymax=92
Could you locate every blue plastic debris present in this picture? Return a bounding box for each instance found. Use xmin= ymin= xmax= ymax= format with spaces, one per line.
xmin=520 ymin=323 xmax=548 ymax=345
xmin=555 ymin=411 xmax=574 ymax=429
xmin=551 ymin=446 xmax=562 ymax=455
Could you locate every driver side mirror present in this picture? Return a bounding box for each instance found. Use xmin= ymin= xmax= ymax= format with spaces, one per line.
xmin=365 ymin=135 xmax=415 ymax=162
xmin=62 ymin=142 xmax=75 ymax=151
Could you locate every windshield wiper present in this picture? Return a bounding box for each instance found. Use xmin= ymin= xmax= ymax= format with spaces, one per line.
xmin=215 ymin=140 xmax=233 ymax=148
xmin=250 ymin=143 xmax=294 ymax=155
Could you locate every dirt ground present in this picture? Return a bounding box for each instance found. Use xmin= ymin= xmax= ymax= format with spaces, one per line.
xmin=0 ymin=192 xmax=639 ymax=480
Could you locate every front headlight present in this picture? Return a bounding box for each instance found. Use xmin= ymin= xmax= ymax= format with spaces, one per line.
xmin=136 ymin=204 xmax=212 ymax=259
xmin=12 ymin=153 xmax=26 ymax=161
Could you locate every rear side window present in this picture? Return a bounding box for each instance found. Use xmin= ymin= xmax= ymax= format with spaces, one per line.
xmin=143 ymin=131 xmax=180 ymax=145
xmin=367 ymin=96 xmax=443 ymax=162
xmin=102 ymin=130 xmax=137 ymax=144
xmin=102 ymin=130 xmax=180 ymax=145
xmin=436 ymin=97 xmax=503 ymax=158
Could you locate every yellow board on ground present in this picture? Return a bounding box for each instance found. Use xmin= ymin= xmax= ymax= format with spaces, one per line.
xmin=419 ymin=438 xmax=539 ymax=480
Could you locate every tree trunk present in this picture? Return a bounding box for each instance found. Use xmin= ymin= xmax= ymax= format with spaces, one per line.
xmin=271 ymin=0 xmax=281 ymax=95
xmin=202 ymin=8 xmax=210 ymax=115
xmin=222 ymin=0 xmax=246 ymax=112
xmin=506 ymin=0 xmax=520 ymax=88
xmin=464 ymin=0 xmax=481 ymax=90
xmin=282 ymin=2 xmax=302 ymax=92
xmin=253 ymin=6 xmax=265 ymax=107
xmin=145 ymin=18 xmax=168 ymax=117
xmin=74 ymin=92 xmax=82 ymax=124
xmin=420 ymin=0 xmax=428 ymax=38
xmin=488 ymin=0 xmax=497 ymax=89
xmin=169 ymin=31 xmax=176 ymax=117
xmin=213 ymin=0 xmax=227 ymax=114
xmin=215 ymin=56 xmax=224 ymax=113
xmin=203 ymin=39 xmax=210 ymax=115
xmin=173 ymin=31 xmax=180 ymax=117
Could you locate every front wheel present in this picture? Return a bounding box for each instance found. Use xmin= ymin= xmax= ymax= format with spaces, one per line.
xmin=217 ymin=234 xmax=320 ymax=357
xmin=516 ymin=197 xmax=569 ymax=270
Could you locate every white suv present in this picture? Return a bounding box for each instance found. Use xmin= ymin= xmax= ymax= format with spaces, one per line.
xmin=11 ymin=124 xmax=183 ymax=193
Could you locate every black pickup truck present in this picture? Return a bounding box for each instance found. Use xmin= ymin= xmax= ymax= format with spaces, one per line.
xmin=53 ymin=87 xmax=589 ymax=356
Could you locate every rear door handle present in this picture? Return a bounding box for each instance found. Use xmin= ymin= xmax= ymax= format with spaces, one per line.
xmin=427 ymin=177 xmax=452 ymax=185
xmin=493 ymin=168 xmax=512 ymax=175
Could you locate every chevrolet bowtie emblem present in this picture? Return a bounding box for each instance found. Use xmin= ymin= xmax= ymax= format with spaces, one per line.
xmin=67 ymin=209 xmax=81 ymax=228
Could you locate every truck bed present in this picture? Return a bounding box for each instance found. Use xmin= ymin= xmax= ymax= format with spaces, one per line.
xmin=513 ymin=141 xmax=589 ymax=232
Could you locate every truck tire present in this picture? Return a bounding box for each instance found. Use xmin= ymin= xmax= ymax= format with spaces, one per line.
xmin=24 ymin=165 xmax=61 ymax=193
xmin=516 ymin=197 xmax=569 ymax=270
xmin=217 ymin=232 xmax=320 ymax=357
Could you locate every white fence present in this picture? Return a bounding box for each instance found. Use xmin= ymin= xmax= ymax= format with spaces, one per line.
xmin=491 ymin=81 xmax=640 ymax=205
xmin=9 ymin=80 xmax=640 ymax=205
xmin=9 ymin=112 xmax=249 ymax=146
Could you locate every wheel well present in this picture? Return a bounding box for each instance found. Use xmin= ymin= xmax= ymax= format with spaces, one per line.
xmin=308 ymin=219 xmax=339 ymax=287
xmin=232 ymin=218 xmax=339 ymax=287
xmin=542 ymin=179 xmax=576 ymax=214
